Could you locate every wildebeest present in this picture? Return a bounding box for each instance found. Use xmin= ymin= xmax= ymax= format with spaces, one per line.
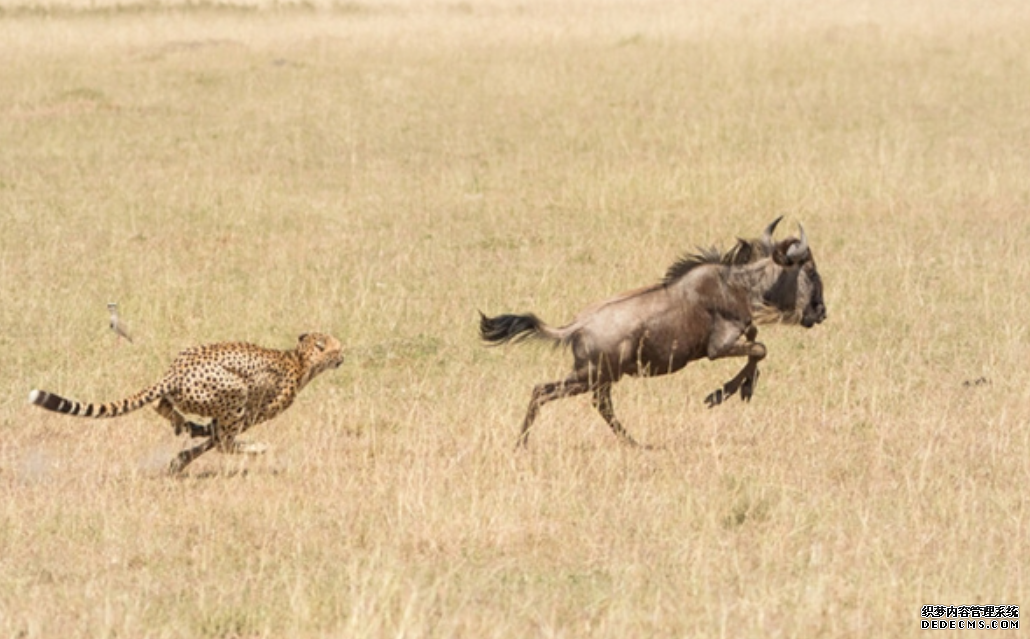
xmin=479 ymin=217 xmax=826 ymax=448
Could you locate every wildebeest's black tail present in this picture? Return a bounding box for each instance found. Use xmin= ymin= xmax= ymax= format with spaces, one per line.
xmin=479 ymin=312 xmax=569 ymax=346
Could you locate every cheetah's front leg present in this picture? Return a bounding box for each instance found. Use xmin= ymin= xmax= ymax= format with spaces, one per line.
xmin=211 ymin=411 xmax=271 ymax=457
xmin=220 ymin=382 xmax=289 ymax=456
xmin=226 ymin=440 xmax=270 ymax=455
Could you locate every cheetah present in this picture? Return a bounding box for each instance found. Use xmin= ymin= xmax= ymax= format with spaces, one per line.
xmin=28 ymin=332 xmax=344 ymax=473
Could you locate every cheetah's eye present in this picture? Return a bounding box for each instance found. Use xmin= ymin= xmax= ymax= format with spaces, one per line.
xmin=315 ymin=339 xmax=326 ymax=351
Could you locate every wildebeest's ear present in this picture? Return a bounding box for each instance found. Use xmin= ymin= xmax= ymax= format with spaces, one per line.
xmin=733 ymin=239 xmax=753 ymax=264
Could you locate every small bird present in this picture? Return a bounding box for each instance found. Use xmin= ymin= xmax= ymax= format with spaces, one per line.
xmin=108 ymin=302 xmax=133 ymax=344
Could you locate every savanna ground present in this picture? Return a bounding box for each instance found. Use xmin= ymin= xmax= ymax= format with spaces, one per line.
xmin=1 ymin=0 xmax=1028 ymax=636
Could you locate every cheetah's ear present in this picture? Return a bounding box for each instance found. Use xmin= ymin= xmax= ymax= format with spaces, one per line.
xmin=298 ymin=333 xmax=309 ymax=343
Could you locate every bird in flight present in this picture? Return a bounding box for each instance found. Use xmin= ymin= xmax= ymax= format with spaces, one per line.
xmin=108 ymin=302 xmax=133 ymax=344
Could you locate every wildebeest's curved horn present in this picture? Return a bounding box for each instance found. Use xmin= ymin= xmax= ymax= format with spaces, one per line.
xmin=762 ymin=216 xmax=783 ymax=250
xmin=786 ymin=224 xmax=809 ymax=262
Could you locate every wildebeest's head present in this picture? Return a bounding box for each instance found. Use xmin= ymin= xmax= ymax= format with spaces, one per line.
xmin=753 ymin=218 xmax=827 ymax=328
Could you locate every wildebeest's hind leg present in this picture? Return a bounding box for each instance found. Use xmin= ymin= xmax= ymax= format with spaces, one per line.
xmin=705 ymin=325 xmax=767 ymax=408
xmin=592 ymin=384 xmax=639 ymax=446
xmin=517 ymin=376 xmax=591 ymax=449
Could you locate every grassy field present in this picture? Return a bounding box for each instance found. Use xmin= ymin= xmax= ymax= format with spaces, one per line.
xmin=1 ymin=0 xmax=1029 ymax=636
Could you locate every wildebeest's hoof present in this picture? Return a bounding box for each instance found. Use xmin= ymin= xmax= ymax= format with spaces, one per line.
xmin=705 ymin=389 xmax=724 ymax=408
xmin=741 ymin=379 xmax=753 ymax=402
xmin=741 ymin=369 xmax=759 ymax=402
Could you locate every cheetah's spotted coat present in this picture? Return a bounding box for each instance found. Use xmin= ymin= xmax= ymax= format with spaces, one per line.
xmin=29 ymin=333 xmax=344 ymax=473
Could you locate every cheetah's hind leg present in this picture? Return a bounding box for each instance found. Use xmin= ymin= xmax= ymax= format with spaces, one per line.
xmin=155 ymin=398 xmax=211 ymax=438
xmin=168 ymin=438 xmax=216 ymax=474
xmin=184 ymin=422 xmax=211 ymax=438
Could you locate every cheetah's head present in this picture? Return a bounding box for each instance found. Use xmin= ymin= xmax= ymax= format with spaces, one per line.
xmin=296 ymin=332 xmax=345 ymax=380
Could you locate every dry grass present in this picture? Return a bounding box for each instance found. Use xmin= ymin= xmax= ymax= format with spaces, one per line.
xmin=1 ymin=0 xmax=1029 ymax=636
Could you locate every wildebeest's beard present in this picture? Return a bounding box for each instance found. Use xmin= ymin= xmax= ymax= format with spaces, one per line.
xmin=800 ymin=268 xmax=826 ymax=327
xmin=756 ymin=261 xmax=825 ymax=328
xmin=764 ymin=267 xmax=799 ymax=320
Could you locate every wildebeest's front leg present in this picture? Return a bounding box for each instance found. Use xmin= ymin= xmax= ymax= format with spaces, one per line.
xmin=517 ymin=376 xmax=591 ymax=449
xmin=705 ymin=323 xmax=767 ymax=407
xmin=592 ymin=384 xmax=639 ymax=446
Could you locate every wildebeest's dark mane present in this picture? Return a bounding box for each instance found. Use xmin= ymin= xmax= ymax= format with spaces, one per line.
xmin=661 ymin=238 xmax=765 ymax=286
